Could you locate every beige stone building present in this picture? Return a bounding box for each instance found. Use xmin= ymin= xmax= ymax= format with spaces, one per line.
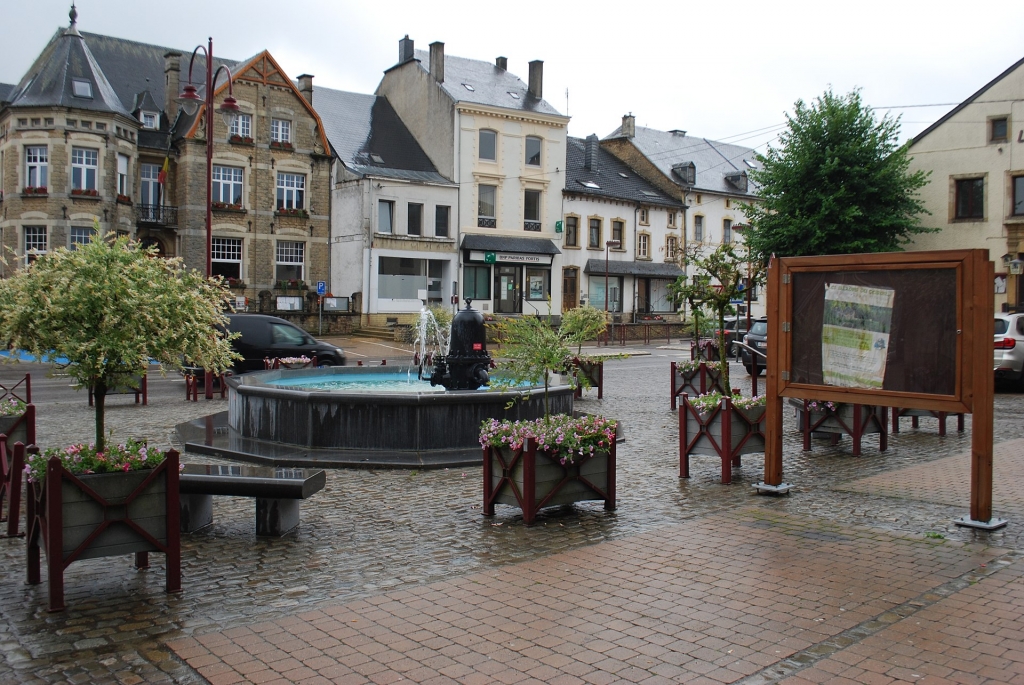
xmin=0 ymin=9 xmax=331 ymax=314
xmin=906 ymin=56 xmax=1024 ymax=312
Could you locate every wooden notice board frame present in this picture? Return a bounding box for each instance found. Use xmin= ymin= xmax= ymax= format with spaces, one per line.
xmin=760 ymin=249 xmax=1001 ymax=527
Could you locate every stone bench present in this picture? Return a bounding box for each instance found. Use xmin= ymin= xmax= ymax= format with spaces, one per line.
xmin=179 ymin=464 xmax=326 ymax=536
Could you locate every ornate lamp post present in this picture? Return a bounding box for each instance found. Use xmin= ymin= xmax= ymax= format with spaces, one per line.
xmin=177 ymin=38 xmax=240 ymax=278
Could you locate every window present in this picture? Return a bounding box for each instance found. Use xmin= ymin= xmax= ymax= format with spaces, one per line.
xmin=588 ymin=218 xmax=602 ymax=248
xmin=212 ymin=237 xmax=242 ymax=279
xmin=141 ymin=112 xmax=158 ymax=129
xmin=667 ymin=212 xmax=676 ymax=227
xmin=525 ymin=136 xmax=541 ymax=166
xmin=1014 ymin=176 xmax=1024 ymax=216
xmin=666 ymin=236 xmax=678 ymax=261
xmin=611 ymin=220 xmax=624 ymax=245
xmin=275 ymin=241 xmax=304 ymax=281
xmin=24 ymin=226 xmax=47 ymax=263
xmin=71 ymin=79 xmax=92 ymax=98
xmin=213 ymin=166 xmax=244 ymax=205
xmin=479 ymin=130 xmax=496 ymax=161
xmin=378 ymin=257 xmax=426 ymax=299
xmin=526 ymin=268 xmax=549 ymax=300
xmin=478 ymin=184 xmax=496 ymax=227
xmin=955 ymin=178 xmax=984 ymax=219
xmin=694 ymin=215 xmax=704 ymax=242
xmin=637 ymin=232 xmax=650 ymax=259
xmin=524 ymin=190 xmax=541 ymax=230
xmin=435 ymin=205 xmax=450 ymax=237
xmin=723 ymin=219 xmax=732 ymax=244
xmin=230 ymin=113 xmax=252 ymax=139
xmin=378 ymin=200 xmax=394 ymax=233
xmin=464 ymin=265 xmax=491 ymax=299
xmin=71 ymin=147 xmax=98 ymax=191
xmin=589 ymin=276 xmax=623 ymax=312
xmin=639 ymin=208 xmax=649 ymax=225
xmin=991 ymin=117 xmax=1009 ymax=143
xmin=25 ymin=146 xmax=47 ymax=188
xmin=276 ymin=172 xmax=305 ymax=210
xmin=408 ymin=203 xmax=423 ymax=235
xmin=695 ymin=194 xmax=702 ymax=204
xmin=271 ymin=119 xmax=291 ymax=143
xmin=117 ymin=154 xmax=129 ymax=196
xmin=565 ymin=216 xmax=579 ymax=247
xmin=70 ymin=226 xmax=95 ymax=249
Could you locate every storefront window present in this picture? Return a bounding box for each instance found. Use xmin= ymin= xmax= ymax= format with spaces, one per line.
xmin=464 ymin=265 xmax=491 ymax=300
xmin=526 ymin=268 xmax=550 ymax=300
xmin=378 ymin=256 xmax=426 ymax=299
xmin=589 ymin=276 xmax=623 ymax=312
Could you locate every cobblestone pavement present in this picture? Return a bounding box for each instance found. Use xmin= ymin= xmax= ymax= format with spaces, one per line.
xmin=1 ymin=341 xmax=1023 ymax=684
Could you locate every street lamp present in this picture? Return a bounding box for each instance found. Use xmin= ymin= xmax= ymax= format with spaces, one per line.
xmin=605 ymin=240 xmax=620 ymax=340
xmin=178 ymin=38 xmax=240 ymax=278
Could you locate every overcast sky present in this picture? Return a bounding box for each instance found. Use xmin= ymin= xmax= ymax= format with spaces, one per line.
xmin=3 ymin=0 xmax=1023 ymax=156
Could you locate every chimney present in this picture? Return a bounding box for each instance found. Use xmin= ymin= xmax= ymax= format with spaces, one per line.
xmin=429 ymin=41 xmax=444 ymax=83
xmin=528 ymin=60 xmax=543 ymax=99
xmin=621 ymin=113 xmax=636 ymax=138
xmin=297 ymin=74 xmax=314 ymax=105
xmin=164 ymin=51 xmax=182 ymax=120
xmin=584 ymin=134 xmax=599 ymax=171
xmin=496 ymin=56 xmax=507 ymax=70
xmin=399 ymin=35 xmax=414 ymax=64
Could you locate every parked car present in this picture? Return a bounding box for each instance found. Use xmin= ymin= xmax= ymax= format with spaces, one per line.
xmin=994 ymin=313 xmax=1024 ymax=384
xmin=226 ymin=313 xmax=346 ymax=373
xmin=739 ymin=318 xmax=768 ymax=375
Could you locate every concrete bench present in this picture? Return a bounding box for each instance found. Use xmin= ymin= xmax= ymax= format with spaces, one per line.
xmin=179 ymin=464 xmax=326 ymax=536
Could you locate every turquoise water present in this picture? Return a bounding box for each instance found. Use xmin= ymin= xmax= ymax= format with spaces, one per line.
xmin=265 ymin=372 xmax=532 ymax=393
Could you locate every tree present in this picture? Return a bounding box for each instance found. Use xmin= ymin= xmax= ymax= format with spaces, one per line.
xmin=559 ymin=305 xmax=607 ymax=355
xmin=0 ymin=229 xmax=238 ymax=451
xmin=742 ymin=89 xmax=931 ymax=262
xmin=492 ymin=315 xmax=571 ymax=417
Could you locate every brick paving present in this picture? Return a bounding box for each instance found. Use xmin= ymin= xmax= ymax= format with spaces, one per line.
xmin=1 ymin=340 xmax=1023 ymax=684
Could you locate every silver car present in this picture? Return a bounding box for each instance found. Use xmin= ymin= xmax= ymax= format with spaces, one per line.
xmin=994 ymin=313 xmax=1024 ymax=383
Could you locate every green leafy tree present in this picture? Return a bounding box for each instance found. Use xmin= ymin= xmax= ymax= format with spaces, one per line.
xmin=493 ymin=315 xmax=571 ymax=417
xmin=0 ymin=230 xmax=239 ymax=451
xmin=559 ymin=305 xmax=607 ymax=355
xmin=742 ymin=88 xmax=931 ymax=262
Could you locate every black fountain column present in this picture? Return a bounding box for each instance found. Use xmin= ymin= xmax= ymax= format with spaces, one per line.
xmin=429 ymin=301 xmax=491 ymax=390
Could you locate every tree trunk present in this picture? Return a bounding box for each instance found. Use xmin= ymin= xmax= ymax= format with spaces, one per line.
xmin=93 ymin=379 xmax=107 ymax=452
xmin=717 ymin=310 xmax=731 ymax=395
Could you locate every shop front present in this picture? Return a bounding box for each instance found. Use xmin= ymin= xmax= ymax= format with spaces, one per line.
xmin=583 ymin=258 xmax=683 ymax=320
xmin=461 ymin=235 xmax=560 ymax=316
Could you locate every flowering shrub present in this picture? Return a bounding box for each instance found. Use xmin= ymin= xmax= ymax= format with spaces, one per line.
xmin=24 ymin=439 xmax=164 ymax=483
xmin=480 ymin=414 xmax=617 ymax=465
xmin=0 ymin=397 xmax=27 ymax=417
xmin=676 ymin=359 xmax=725 ymax=374
xmin=807 ymin=400 xmax=837 ymax=412
xmin=278 ymin=356 xmax=311 ymax=365
xmin=687 ymin=391 xmax=766 ymax=414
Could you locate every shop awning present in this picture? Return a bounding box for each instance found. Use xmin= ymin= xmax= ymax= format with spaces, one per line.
xmin=461 ymin=234 xmax=561 ymax=255
xmin=583 ymin=259 xmax=683 ymax=278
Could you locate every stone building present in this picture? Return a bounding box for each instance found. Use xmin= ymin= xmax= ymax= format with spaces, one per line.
xmin=0 ymin=8 xmax=331 ymax=315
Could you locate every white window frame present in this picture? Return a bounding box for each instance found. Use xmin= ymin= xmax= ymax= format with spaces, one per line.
xmin=478 ymin=184 xmax=497 ymax=226
xmin=378 ymin=199 xmax=394 ymax=234
xmin=231 ymin=113 xmax=252 ymax=139
xmin=25 ymin=146 xmax=48 ymax=189
xmin=213 ymin=165 xmax=244 ymax=206
xmin=24 ymin=226 xmax=47 ymax=262
xmin=525 ymin=136 xmax=542 ymax=166
xmin=723 ymin=219 xmax=732 ymax=244
xmin=276 ymin=172 xmax=305 ymax=210
xmin=212 ymin=237 xmax=243 ymax=280
xmin=694 ymin=215 xmax=704 ymax=242
xmin=70 ymin=226 xmax=95 ymax=249
xmin=637 ymin=232 xmax=650 ymax=259
xmin=666 ymin=235 xmax=678 ymax=261
xmin=639 ymin=208 xmax=649 ymax=225
xmin=271 ymin=119 xmax=291 ymax=144
xmin=140 ymin=111 xmax=158 ymax=129
xmin=117 ymin=153 xmax=129 ymax=196
xmin=479 ymin=129 xmax=497 ymax=161
xmin=71 ymin=147 xmax=98 ymax=191
xmin=275 ymin=241 xmax=305 ymax=281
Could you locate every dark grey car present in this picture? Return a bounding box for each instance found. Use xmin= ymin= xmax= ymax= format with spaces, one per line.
xmin=227 ymin=314 xmax=346 ymax=373
xmin=739 ymin=318 xmax=768 ymax=375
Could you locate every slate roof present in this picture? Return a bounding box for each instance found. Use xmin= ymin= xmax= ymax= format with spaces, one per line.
xmin=6 ymin=25 xmax=132 ymax=117
xmin=603 ymin=125 xmax=760 ymax=198
xmin=409 ymin=49 xmax=564 ymax=118
xmin=0 ymin=83 xmax=14 ymax=103
xmin=461 ymin=234 xmax=561 ymax=255
xmin=566 ymin=135 xmax=682 ymax=208
xmin=314 ymin=86 xmax=451 ymax=184
xmin=583 ymin=258 xmax=683 ymax=278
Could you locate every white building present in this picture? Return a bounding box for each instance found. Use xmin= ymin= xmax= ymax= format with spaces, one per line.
xmin=906 ymin=57 xmax=1024 ymax=312
xmin=378 ymin=38 xmax=570 ymax=317
xmin=317 ymin=87 xmax=458 ymax=325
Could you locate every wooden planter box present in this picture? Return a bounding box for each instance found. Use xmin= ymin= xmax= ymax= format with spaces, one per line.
xmin=690 ymin=339 xmax=721 ymax=362
xmin=483 ymin=438 xmax=616 ymax=525
xmin=670 ymin=361 xmax=726 ymax=410
xmin=26 ymin=450 xmax=181 ymax=612
xmin=1 ymin=440 xmax=28 ymax=538
xmin=891 ymin=407 xmax=965 ymax=437
xmin=789 ymin=399 xmax=888 ymax=456
xmin=568 ymin=358 xmax=604 ymax=399
xmin=679 ymin=395 xmax=765 ymax=484
xmin=0 ymin=409 xmax=34 ymax=452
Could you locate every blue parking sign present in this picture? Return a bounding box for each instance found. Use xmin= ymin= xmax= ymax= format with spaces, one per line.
xmin=317 ymin=281 xmax=326 ymax=295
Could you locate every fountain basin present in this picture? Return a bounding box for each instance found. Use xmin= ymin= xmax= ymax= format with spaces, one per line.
xmin=179 ymin=366 xmax=574 ymax=469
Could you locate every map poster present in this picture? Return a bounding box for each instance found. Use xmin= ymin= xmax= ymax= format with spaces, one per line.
xmin=821 ymin=283 xmax=895 ymax=389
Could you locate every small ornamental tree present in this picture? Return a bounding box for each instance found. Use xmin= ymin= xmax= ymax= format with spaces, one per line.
xmin=493 ymin=315 xmax=571 ymax=417
xmin=559 ymin=305 xmax=607 ymax=355
xmin=0 ymin=229 xmax=238 ymax=451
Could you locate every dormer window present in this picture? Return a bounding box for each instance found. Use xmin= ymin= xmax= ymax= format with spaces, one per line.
xmin=140 ymin=111 xmax=158 ymax=129
xmin=672 ymin=161 xmax=696 ymax=186
xmin=72 ymin=79 xmax=93 ymax=99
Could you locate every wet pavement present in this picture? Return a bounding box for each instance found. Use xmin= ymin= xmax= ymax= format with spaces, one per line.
xmin=0 ymin=336 xmax=1022 ymax=684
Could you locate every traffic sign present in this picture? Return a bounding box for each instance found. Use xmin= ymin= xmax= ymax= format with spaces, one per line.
xmin=316 ymin=281 xmax=326 ymax=295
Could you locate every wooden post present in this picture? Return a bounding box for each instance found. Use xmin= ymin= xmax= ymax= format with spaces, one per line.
xmin=969 ymin=255 xmax=995 ymax=523
xmin=759 ymin=257 xmax=787 ymax=491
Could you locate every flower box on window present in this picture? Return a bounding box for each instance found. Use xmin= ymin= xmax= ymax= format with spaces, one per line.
xmin=70 ymin=188 xmax=99 ymax=198
xmin=277 ymin=279 xmax=306 ymax=290
xmin=116 ymin=194 xmax=132 ymax=205
xmin=229 ymin=135 xmax=254 ymax=146
xmin=275 ymin=208 xmax=309 ymax=219
xmin=225 ymin=277 xmax=246 ymax=289
xmin=211 ymin=202 xmax=244 ymax=212
xmin=22 ymin=186 xmax=48 ymax=197
xmin=269 ymin=141 xmax=294 ymax=151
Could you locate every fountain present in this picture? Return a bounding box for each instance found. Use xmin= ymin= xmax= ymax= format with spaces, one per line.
xmin=177 ymin=303 xmax=574 ymax=468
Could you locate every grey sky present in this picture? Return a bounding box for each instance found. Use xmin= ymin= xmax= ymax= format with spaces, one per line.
xmin=3 ymin=0 xmax=1023 ymax=156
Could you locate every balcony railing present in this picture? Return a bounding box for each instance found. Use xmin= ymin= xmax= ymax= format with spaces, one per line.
xmin=477 ymin=217 xmax=496 ymax=228
xmin=135 ymin=204 xmax=178 ymax=226
xmin=524 ymin=221 xmax=541 ymax=232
